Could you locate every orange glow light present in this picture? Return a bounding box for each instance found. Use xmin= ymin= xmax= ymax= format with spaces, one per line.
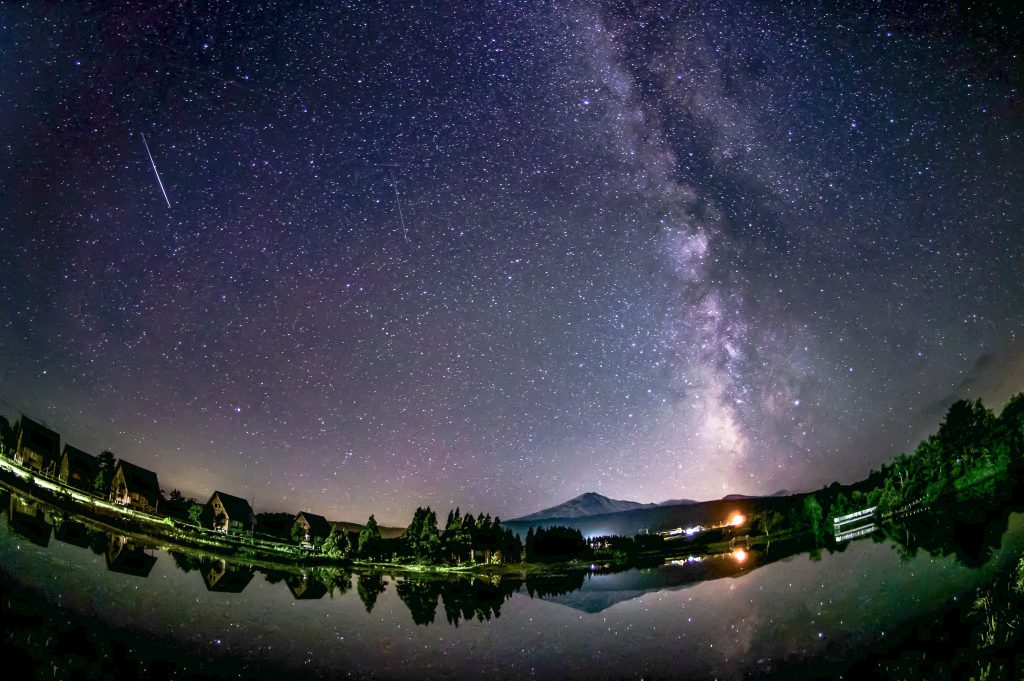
xmin=732 ymin=548 xmax=748 ymax=563
xmin=729 ymin=513 xmax=746 ymax=527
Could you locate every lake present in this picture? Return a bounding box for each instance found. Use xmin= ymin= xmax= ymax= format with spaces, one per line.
xmin=2 ymin=497 xmax=1023 ymax=679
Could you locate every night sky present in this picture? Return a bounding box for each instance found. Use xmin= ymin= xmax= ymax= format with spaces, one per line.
xmin=2 ymin=1 xmax=1022 ymax=524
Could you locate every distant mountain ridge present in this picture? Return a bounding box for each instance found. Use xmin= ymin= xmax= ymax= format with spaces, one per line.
xmin=514 ymin=489 xmax=792 ymax=523
xmin=512 ymin=492 xmax=658 ymax=521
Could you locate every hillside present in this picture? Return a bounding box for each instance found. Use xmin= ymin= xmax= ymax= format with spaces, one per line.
xmin=512 ymin=492 xmax=657 ymax=521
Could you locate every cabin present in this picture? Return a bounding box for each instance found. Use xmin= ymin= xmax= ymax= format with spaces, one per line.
xmin=109 ymin=460 xmax=160 ymax=513
xmin=58 ymin=444 xmax=99 ymax=493
xmin=13 ymin=415 xmax=60 ymax=477
xmin=294 ymin=511 xmax=333 ymax=546
xmin=205 ymin=491 xmax=255 ymax=534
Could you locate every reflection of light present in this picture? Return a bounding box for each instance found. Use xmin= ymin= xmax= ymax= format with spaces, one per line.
xmin=730 ymin=514 xmax=745 ymax=527
xmin=732 ymin=548 xmax=748 ymax=563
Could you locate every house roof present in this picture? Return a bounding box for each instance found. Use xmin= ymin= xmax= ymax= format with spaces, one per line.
xmin=295 ymin=511 xmax=333 ymax=538
xmin=62 ymin=445 xmax=98 ymax=477
xmin=115 ymin=460 xmax=160 ymax=499
xmin=16 ymin=415 xmax=60 ymax=456
xmin=209 ymin=491 xmax=254 ymax=522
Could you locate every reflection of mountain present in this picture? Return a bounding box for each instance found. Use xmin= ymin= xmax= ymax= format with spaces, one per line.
xmin=202 ymin=558 xmax=255 ymax=593
xmin=526 ymin=551 xmax=762 ymax=613
xmin=106 ymin=534 xmax=157 ymax=577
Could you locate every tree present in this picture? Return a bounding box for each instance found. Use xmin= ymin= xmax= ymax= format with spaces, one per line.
xmin=401 ymin=507 xmax=441 ymax=563
xmin=94 ymin=450 xmax=116 ymax=496
xmin=759 ymin=510 xmax=783 ymax=548
xmin=442 ymin=508 xmax=473 ymax=565
xmin=0 ymin=415 xmax=13 ymax=457
xmin=803 ymin=494 xmax=824 ymax=541
xmin=357 ymin=573 xmax=386 ymax=613
xmin=358 ymin=515 xmax=383 ymax=560
xmin=937 ymin=399 xmax=995 ymax=473
xmin=187 ymin=503 xmax=204 ymax=527
xmin=998 ymin=393 xmax=1024 ymax=456
xmin=321 ymin=530 xmax=352 ymax=559
xmin=526 ymin=526 xmax=587 ymax=561
xmin=169 ymin=489 xmax=185 ymax=504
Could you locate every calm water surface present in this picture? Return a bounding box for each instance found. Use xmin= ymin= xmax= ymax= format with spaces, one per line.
xmin=2 ymin=507 xmax=1023 ymax=679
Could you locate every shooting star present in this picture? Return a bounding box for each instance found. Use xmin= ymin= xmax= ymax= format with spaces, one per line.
xmin=388 ymin=169 xmax=409 ymax=243
xmin=378 ymin=163 xmax=409 ymax=243
xmin=140 ymin=132 xmax=171 ymax=208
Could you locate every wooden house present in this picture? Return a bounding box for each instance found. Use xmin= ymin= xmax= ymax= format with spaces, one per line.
xmin=205 ymin=491 xmax=255 ymax=534
xmin=13 ymin=415 xmax=60 ymax=477
xmin=294 ymin=511 xmax=333 ymax=545
xmin=58 ymin=444 xmax=99 ymax=493
xmin=109 ymin=460 xmax=160 ymax=513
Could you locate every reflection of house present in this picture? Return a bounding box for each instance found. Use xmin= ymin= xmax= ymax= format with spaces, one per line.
xmin=59 ymin=445 xmax=99 ymax=493
xmin=285 ymin=572 xmax=328 ymax=600
xmin=201 ymin=558 xmax=256 ymax=593
xmin=106 ymin=534 xmax=157 ymax=577
xmin=205 ymin=491 xmax=255 ymax=534
xmin=109 ymin=461 xmax=160 ymax=513
xmin=54 ymin=518 xmax=97 ymax=549
xmin=13 ymin=416 xmax=60 ymax=477
xmin=294 ymin=511 xmax=332 ymax=545
xmin=8 ymin=495 xmax=52 ymax=547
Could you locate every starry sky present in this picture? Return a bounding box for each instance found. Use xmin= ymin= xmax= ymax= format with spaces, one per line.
xmin=2 ymin=1 xmax=1023 ymax=524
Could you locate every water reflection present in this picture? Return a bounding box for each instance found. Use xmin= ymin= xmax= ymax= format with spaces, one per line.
xmin=1 ymin=483 xmax=1023 ymax=631
xmin=105 ymin=534 xmax=157 ymax=577
xmin=202 ymin=558 xmax=255 ymax=593
xmin=8 ymin=495 xmax=51 ymax=547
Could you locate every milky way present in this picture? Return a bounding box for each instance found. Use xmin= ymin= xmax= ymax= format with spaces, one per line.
xmin=1 ymin=1 xmax=1022 ymax=523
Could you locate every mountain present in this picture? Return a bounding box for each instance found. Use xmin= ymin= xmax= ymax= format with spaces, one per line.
xmin=512 ymin=492 xmax=657 ymax=522
xmin=658 ymin=498 xmax=699 ymax=506
xmin=330 ymin=520 xmax=403 ymax=539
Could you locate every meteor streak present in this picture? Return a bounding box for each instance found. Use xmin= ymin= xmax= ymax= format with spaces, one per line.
xmin=140 ymin=132 xmax=171 ymax=208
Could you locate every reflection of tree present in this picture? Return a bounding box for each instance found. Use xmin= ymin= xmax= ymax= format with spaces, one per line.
xmin=396 ymin=578 xmax=439 ymax=625
xmin=440 ymin=577 xmax=519 ymax=626
xmin=524 ymin=572 xmax=586 ymax=599
xmin=262 ymin=569 xmax=288 ymax=585
xmin=311 ymin=567 xmax=353 ymax=598
xmin=169 ymin=550 xmax=203 ymax=573
xmin=391 ymin=574 xmax=522 ymax=627
xmin=884 ymin=500 xmax=1020 ymax=569
xmin=357 ymin=573 xmax=387 ymax=613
